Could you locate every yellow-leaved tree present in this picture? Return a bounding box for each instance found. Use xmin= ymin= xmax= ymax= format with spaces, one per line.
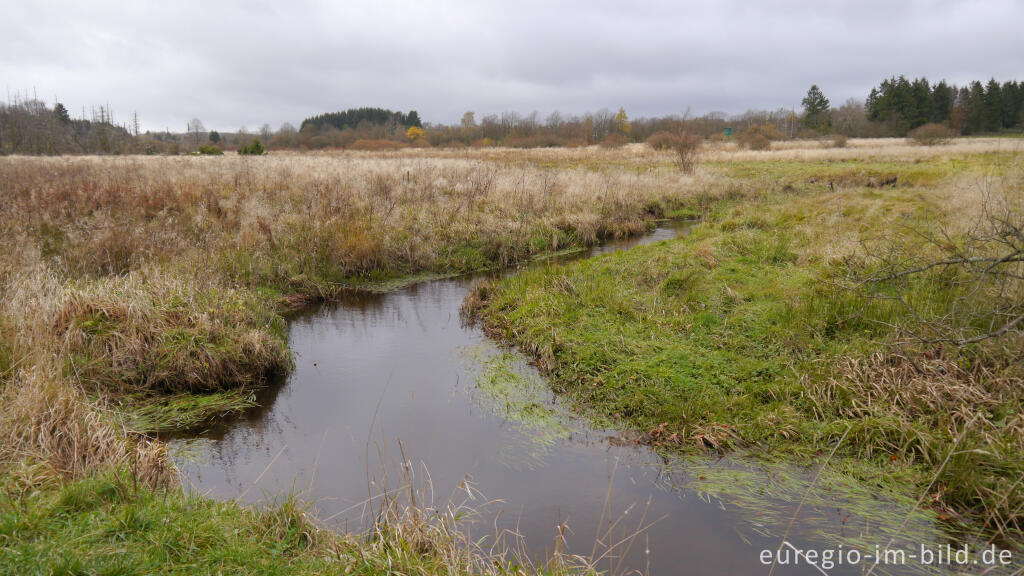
xmin=615 ymin=107 xmax=631 ymax=136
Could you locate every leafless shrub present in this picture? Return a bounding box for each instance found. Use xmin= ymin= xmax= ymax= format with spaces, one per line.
xmin=645 ymin=131 xmax=677 ymax=151
xmin=672 ymin=132 xmax=702 ymax=174
xmin=645 ymin=130 xmax=701 ymax=173
xmin=737 ymin=124 xmax=785 ymax=151
xmin=855 ymin=180 xmax=1023 ymax=350
xmin=741 ymin=133 xmax=771 ymax=151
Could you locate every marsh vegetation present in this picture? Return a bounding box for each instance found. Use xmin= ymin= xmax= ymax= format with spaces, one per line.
xmin=0 ymin=138 xmax=1021 ymax=573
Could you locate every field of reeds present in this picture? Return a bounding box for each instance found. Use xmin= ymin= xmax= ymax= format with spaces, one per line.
xmin=0 ymin=138 xmax=1020 ymax=572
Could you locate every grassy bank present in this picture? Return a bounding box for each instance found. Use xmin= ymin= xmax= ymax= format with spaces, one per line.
xmin=0 ymin=468 xmax=537 ymax=576
xmin=0 ymin=151 xmax=707 ymax=438
xmin=466 ymin=149 xmax=1024 ymax=542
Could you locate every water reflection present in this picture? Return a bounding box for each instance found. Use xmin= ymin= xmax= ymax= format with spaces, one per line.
xmin=171 ymin=224 xmax=1009 ymax=575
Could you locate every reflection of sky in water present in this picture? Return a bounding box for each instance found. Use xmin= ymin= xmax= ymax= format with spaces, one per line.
xmin=169 ymin=225 xmax=1012 ymax=576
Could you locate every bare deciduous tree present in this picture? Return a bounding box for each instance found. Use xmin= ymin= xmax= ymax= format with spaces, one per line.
xmin=186 ymin=118 xmax=206 ymax=149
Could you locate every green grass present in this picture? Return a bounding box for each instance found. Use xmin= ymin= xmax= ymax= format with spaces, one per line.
xmin=118 ymin=390 xmax=259 ymax=434
xmin=0 ymin=472 xmax=350 ymax=575
xmin=0 ymin=470 xmax=602 ymax=576
xmin=468 ymin=154 xmax=1024 ymax=540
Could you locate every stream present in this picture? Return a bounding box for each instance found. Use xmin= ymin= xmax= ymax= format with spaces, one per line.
xmin=170 ymin=223 xmax=1014 ymax=575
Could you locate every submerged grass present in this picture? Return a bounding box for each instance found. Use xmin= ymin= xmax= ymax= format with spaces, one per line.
xmin=119 ymin=389 xmax=259 ymax=434
xmin=462 ymin=344 xmax=574 ymax=470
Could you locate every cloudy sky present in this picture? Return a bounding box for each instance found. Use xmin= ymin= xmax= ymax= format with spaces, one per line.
xmin=2 ymin=0 xmax=1021 ymax=132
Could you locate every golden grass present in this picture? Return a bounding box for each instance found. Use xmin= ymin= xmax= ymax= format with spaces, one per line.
xmin=0 ymin=361 xmax=171 ymax=489
xmin=698 ymin=137 xmax=1022 ymax=162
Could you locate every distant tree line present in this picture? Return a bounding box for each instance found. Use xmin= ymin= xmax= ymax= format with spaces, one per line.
xmin=4 ymin=76 xmax=1022 ymax=156
xmin=300 ymin=107 xmax=421 ymax=132
xmin=0 ymin=96 xmax=282 ymax=155
xmin=866 ymin=76 xmax=1024 ymax=135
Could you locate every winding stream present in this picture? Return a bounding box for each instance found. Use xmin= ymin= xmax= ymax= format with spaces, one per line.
xmin=170 ymin=223 xmax=1013 ymax=575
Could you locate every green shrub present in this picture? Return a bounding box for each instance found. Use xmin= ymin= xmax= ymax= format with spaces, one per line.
xmin=196 ymin=144 xmax=223 ymax=155
xmin=238 ymin=138 xmax=266 ymax=155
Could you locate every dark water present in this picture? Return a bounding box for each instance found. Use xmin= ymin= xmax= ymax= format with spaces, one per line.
xmin=171 ymin=224 xmax=1013 ymax=576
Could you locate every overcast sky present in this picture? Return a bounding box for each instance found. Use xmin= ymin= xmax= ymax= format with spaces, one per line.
xmin=2 ymin=0 xmax=1021 ymax=132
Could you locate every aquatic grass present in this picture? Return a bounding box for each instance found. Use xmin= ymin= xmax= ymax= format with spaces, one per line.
xmin=677 ymin=454 xmax=1004 ymax=576
xmin=118 ymin=389 xmax=259 ymax=434
xmin=461 ymin=344 xmax=575 ymax=469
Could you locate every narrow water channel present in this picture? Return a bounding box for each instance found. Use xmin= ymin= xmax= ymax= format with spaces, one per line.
xmin=170 ymin=223 xmax=1001 ymax=576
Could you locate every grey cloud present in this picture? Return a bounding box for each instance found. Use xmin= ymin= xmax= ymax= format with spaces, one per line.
xmin=2 ymin=0 xmax=1021 ymax=131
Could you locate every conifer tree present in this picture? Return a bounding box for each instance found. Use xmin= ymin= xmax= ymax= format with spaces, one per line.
xmin=801 ymin=85 xmax=831 ymax=131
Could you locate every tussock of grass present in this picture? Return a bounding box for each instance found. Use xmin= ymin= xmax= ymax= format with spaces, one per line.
xmin=0 ymin=363 xmax=171 ymax=489
xmin=821 ymin=352 xmax=1024 ymax=536
xmin=53 ymin=271 xmax=290 ymax=394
